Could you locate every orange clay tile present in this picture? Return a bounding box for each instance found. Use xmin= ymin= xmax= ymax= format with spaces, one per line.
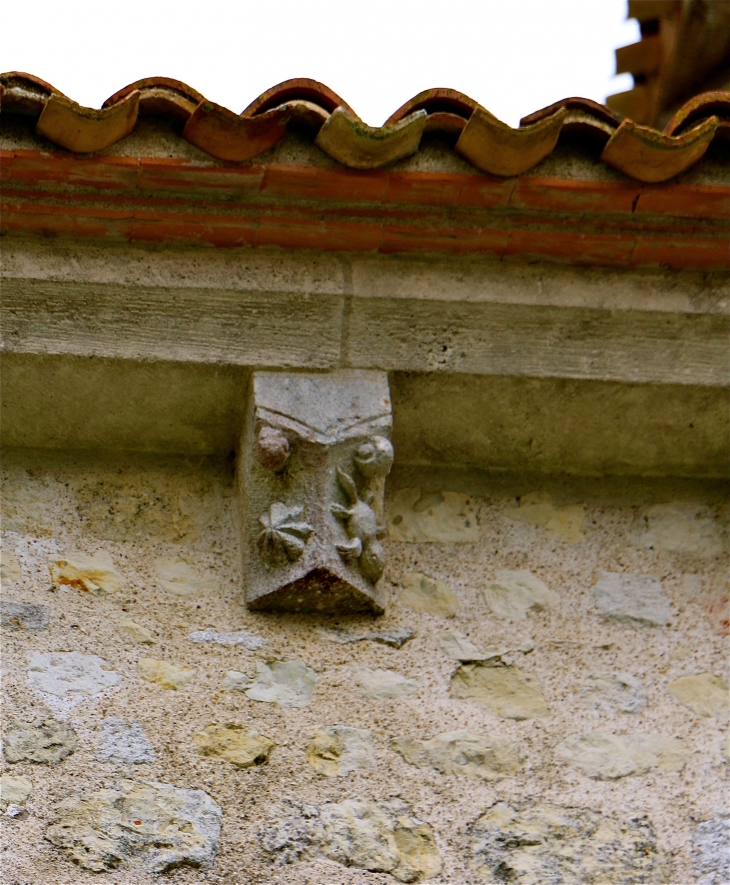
xmin=1 ymin=73 xmax=727 ymax=183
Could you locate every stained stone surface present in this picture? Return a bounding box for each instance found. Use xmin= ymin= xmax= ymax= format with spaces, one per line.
xmin=0 ymin=599 xmax=50 ymax=631
xmin=555 ymin=733 xmax=690 ymax=779
xmin=45 ymin=779 xmax=222 ymax=873
xmin=391 ymin=730 xmax=522 ymax=780
xmin=631 ymin=502 xmax=727 ymax=558
xmin=482 ymin=569 xmax=557 ymax=621
xmin=28 ymin=652 xmax=122 ymax=697
xmin=355 ymin=668 xmax=419 ymax=700
xmin=692 ymin=816 xmax=730 ymax=885
xmin=578 ymin=672 xmax=647 ymax=714
xmin=592 ymin=572 xmax=673 ymax=627
xmin=118 ymin=619 xmax=155 ymax=644
xmin=155 ymin=557 xmax=218 ymax=596
xmin=193 ymin=724 xmax=275 ymax=768
xmin=306 ymin=725 xmax=376 ymax=776
xmin=504 ymin=492 xmax=585 ymax=543
xmin=95 ymin=718 xmax=156 ymax=764
xmin=0 ymin=774 xmax=32 ymax=810
xmin=469 ymin=801 xmax=672 ymax=883
xmin=260 ymin=798 xmax=442 ymax=882
xmin=4 ymin=718 xmax=77 ymax=764
xmin=387 ymin=488 xmax=481 ymax=543
xmin=451 ymin=663 xmax=549 ymax=719
xmin=245 ymin=661 xmax=318 ymax=708
xmin=668 ymin=673 xmax=729 ymax=717
xmin=137 ymin=658 xmax=196 ymax=690
xmin=400 ymin=572 xmax=460 ymax=617
xmin=187 ymin=627 xmax=267 ymax=649
xmin=48 ymin=551 xmax=122 ymax=596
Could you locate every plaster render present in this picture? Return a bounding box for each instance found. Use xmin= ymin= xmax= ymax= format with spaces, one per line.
xmin=1 ymin=449 xmax=727 ymax=883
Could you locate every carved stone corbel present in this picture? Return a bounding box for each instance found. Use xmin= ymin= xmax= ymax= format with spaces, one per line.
xmin=239 ymin=370 xmax=393 ymax=613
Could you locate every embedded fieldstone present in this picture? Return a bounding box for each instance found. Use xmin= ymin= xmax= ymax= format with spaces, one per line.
xmin=0 ymin=774 xmax=32 ymax=811
xmin=356 ymin=668 xmax=419 ymax=700
xmin=4 ymin=717 xmax=77 ymax=764
xmin=391 ymin=730 xmax=522 ymax=780
xmin=48 ymin=551 xmax=122 ymax=596
xmin=245 ymin=660 xmax=317 ymax=708
xmin=222 ymin=670 xmax=252 ymax=691
xmin=241 ymin=370 xmax=393 ymax=614
xmin=187 ymin=627 xmax=267 ymax=649
xmin=555 ymin=733 xmax=690 ymax=779
xmin=0 ymin=599 xmax=50 ymax=631
xmin=28 ymin=651 xmax=122 ymax=697
xmin=469 ymin=800 xmax=671 ymax=883
xmin=451 ymin=663 xmax=549 ymax=719
xmin=45 ymin=779 xmax=222 ymax=873
xmin=504 ymin=492 xmax=584 ymax=543
xmin=155 ymin=557 xmax=218 ymax=597
xmin=320 ymin=627 xmax=414 ymax=648
xmin=592 ymin=572 xmax=672 ymax=627
xmin=400 ymin=573 xmax=460 ymax=617
xmin=578 ymin=673 xmax=647 ymax=714
xmin=118 ymin=619 xmax=155 ymax=644
xmin=438 ymin=632 xmax=495 ymax=661
xmin=193 ymin=724 xmax=275 ymax=768
xmin=137 ymin=658 xmax=196 ymax=690
xmin=261 ymin=798 xmax=442 ymax=882
xmin=631 ymin=502 xmax=727 ymax=558
xmin=668 ymin=673 xmax=729 ymax=717
xmin=95 ymin=718 xmax=156 ymax=764
xmin=482 ymin=570 xmax=557 ymax=621
xmin=306 ymin=725 xmax=375 ymax=776
xmin=388 ymin=488 xmax=480 ymax=544
xmin=693 ymin=816 xmax=730 ymax=885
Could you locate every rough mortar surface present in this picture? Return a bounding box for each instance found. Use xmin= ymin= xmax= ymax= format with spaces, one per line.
xmin=1 ymin=450 xmax=727 ymax=883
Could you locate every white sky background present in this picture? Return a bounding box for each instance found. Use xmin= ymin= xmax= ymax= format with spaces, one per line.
xmin=3 ymin=0 xmax=639 ymax=127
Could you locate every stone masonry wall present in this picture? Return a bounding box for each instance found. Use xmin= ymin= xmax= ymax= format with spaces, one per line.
xmin=1 ymin=450 xmax=728 ymax=884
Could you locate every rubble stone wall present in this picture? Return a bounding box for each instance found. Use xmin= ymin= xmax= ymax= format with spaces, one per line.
xmin=2 ymin=449 xmax=728 ymax=884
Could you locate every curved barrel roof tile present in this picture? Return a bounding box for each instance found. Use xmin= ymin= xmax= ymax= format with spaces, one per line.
xmin=1 ymin=72 xmax=727 ymax=182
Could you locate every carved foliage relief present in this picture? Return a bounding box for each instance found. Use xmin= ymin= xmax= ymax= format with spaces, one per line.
xmin=239 ymin=371 xmax=393 ymax=614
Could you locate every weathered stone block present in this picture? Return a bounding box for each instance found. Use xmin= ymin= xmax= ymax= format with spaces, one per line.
xmin=555 ymin=733 xmax=690 ymax=779
xmin=306 ymin=725 xmax=375 ymax=776
xmin=400 ymin=572 xmax=460 ymax=617
xmin=4 ymin=717 xmax=77 ymax=765
xmin=392 ymin=730 xmax=522 ymax=780
xmin=95 ymin=718 xmax=156 ymax=764
xmin=592 ymin=572 xmax=673 ymax=627
xmin=0 ymin=599 xmax=50 ymax=631
xmin=28 ymin=652 xmax=122 ymax=697
xmin=239 ymin=370 xmax=393 ymax=613
xmin=469 ymin=801 xmax=672 ymax=883
xmin=261 ymin=798 xmax=441 ymax=881
xmin=192 ymin=724 xmax=275 ymax=768
xmin=45 ymin=779 xmax=222 ymax=873
xmin=668 ymin=673 xmax=729 ymax=717
xmin=451 ymin=663 xmax=549 ymax=719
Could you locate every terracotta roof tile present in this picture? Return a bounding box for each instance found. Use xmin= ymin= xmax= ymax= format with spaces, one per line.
xmin=1 ymin=73 xmax=727 ymax=182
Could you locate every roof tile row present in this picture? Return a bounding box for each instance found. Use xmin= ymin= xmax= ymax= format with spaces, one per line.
xmin=1 ymin=73 xmax=728 ymax=182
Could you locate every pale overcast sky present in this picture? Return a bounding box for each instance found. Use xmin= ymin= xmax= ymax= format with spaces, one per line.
xmin=3 ymin=0 xmax=639 ymax=127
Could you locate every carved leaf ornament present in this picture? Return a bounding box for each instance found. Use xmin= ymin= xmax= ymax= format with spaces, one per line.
xmin=259 ymin=503 xmax=313 ymax=565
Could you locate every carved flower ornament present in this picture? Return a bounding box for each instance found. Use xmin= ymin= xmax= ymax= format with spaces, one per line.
xmin=259 ymin=503 xmax=313 ymax=565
